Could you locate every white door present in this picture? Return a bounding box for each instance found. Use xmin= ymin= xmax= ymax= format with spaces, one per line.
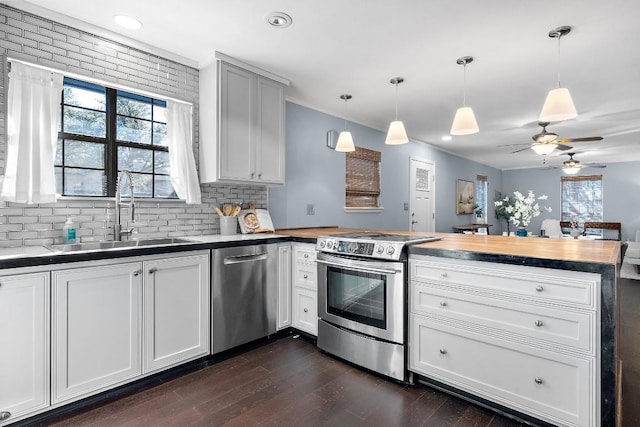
xmin=0 ymin=272 xmax=50 ymax=424
xmin=52 ymin=263 xmax=142 ymax=404
xmin=409 ymin=157 xmax=435 ymax=232
xmin=143 ymin=253 xmax=210 ymax=374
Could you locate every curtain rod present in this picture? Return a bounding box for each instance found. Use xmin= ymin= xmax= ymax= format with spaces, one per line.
xmin=7 ymin=57 xmax=193 ymax=106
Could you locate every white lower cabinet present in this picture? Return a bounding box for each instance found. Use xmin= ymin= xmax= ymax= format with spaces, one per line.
xmin=409 ymin=255 xmax=600 ymax=427
xmin=143 ymin=254 xmax=209 ymax=374
xmin=276 ymin=243 xmax=292 ymax=330
xmin=292 ymin=243 xmax=318 ymax=336
xmin=0 ymin=272 xmax=50 ymax=425
xmin=51 ymin=251 xmax=210 ymax=406
xmin=52 ymin=262 xmax=142 ymax=404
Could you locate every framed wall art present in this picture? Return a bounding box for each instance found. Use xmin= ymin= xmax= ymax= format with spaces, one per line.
xmin=456 ymin=179 xmax=475 ymax=215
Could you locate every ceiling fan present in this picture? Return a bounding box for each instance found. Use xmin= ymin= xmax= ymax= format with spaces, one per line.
xmin=500 ymin=122 xmax=604 ymax=155
xmin=547 ymin=152 xmax=607 ymax=174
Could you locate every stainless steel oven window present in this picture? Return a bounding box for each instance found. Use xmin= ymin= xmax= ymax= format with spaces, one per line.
xmin=326 ymin=266 xmax=386 ymax=329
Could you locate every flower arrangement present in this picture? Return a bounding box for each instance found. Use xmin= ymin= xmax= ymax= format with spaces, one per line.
xmin=494 ymin=190 xmax=552 ymax=228
xmin=569 ymin=217 xmax=579 ymax=229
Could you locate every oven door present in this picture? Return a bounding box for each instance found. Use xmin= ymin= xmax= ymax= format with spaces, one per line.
xmin=316 ymin=252 xmax=405 ymax=344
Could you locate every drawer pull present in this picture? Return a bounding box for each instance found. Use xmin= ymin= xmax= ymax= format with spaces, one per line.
xmin=148 ymin=268 xmax=157 ymax=274
xmin=0 ymin=412 xmax=11 ymax=421
xmin=439 ymin=301 xmax=447 ymax=307
xmin=534 ymin=377 xmax=544 ymax=385
xmin=440 ymin=272 xmax=448 ymax=278
xmin=303 ymin=308 xmax=308 ymax=313
xmin=304 ymin=254 xmax=309 ymax=259
xmin=534 ymin=320 xmax=544 ymax=327
xmin=535 ymin=285 xmax=544 ymax=292
xmin=303 ymin=274 xmax=308 ymax=279
xmin=439 ymin=348 xmax=447 ymax=355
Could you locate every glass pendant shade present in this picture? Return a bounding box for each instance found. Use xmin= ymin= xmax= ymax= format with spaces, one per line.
xmin=385 ymin=120 xmax=409 ymax=145
xmin=539 ymin=87 xmax=577 ymax=122
xmin=450 ymin=106 xmax=479 ymax=135
xmin=335 ymin=131 xmax=355 ymax=152
xmin=563 ymin=165 xmax=581 ymax=175
xmin=531 ymin=143 xmax=557 ymax=155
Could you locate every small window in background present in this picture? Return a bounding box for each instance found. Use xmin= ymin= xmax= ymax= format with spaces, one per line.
xmin=475 ymin=175 xmax=488 ymax=221
xmin=56 ymin=77 xmax=176 ymax=199
xmin=561 ymin=175 xmax=603 ymax=234
xmin=345 ymin=147 xmax=381 ymax=208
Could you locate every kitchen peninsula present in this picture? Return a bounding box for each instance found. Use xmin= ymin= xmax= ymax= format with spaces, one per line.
xmin=278 ymin=228 xmax=620 ymax=427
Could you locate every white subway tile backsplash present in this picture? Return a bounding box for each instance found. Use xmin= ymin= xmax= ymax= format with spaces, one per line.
xmin=0 ymin=4 xmax=268 ymax=247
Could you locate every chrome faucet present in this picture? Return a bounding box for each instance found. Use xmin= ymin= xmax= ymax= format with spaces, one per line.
xmin=114 ymin=170 xmax=135 ymax=241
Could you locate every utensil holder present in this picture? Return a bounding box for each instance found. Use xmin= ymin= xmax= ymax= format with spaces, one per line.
xmin=219 ymin=216 xmax=237 ymax=235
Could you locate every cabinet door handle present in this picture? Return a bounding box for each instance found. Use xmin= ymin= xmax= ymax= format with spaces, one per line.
xmin=534 ymin=320 xmax=544 ymax=327
xmin=439 ymin=348 xmax=447 ymax=355
xmin=534 ymin=377 xmax=544 ymax=385
xmin=304 ymin=254 xmax=309 ymax=259
xmin=535 ymin=285 xmax=544 ymax=292
xmin=303 ymin=308 xmax=308 ymax=313
xmin=133 ymin=270 xmax=140 ymax=277
xmin=440 ymin=272 xmax=448 ymax=278
xmin=0 ymin=412 xmax=11 ymax=421
xmin=303 ymin=274 xmax=308 ymax=279
xmin=148 ymin=268 xmax=157 ymax=274
xmin=439 ymin=301 xmax=447 ymax=307
xmin=251 ymin=172 xmax=255 ymax=178
xmin=258 ymin=173 xmax=262 ymax=179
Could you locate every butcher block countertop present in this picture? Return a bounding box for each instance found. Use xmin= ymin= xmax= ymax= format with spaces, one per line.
xmin=275 ymin=227 xmax=621 ymax=266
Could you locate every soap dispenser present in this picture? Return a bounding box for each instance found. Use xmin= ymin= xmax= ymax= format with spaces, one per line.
xmin=62 ymin=218 xmax=77 ymax=244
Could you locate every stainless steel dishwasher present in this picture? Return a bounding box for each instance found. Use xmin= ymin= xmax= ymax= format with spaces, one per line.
xmin=212 ymin=244 xmax=277 ymax=354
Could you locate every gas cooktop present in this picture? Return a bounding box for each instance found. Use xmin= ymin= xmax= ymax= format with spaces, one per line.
xmin=316 ymin=232 xmax=441 ymax=260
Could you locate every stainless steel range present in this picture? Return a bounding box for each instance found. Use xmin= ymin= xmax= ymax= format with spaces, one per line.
xmin=315 ymin=232 xmax=441 ymax=382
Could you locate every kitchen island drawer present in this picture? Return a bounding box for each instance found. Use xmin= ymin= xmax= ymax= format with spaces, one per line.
xmin=409 ymin=316 xmax=595 ymax=427
xmin=410 ymin=256 xmax=599 ymax=309
xmin=411 ymin=283 xmax=596 ymax=354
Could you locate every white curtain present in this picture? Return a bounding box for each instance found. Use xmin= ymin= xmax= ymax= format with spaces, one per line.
xmin=166 ymin=100 xmax=201 ymax=204
xmin=1 ymin=62 xmax=63 ymax=204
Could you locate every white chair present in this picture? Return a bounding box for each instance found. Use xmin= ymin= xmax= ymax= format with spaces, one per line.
xmin=541 ymin=219 xmax=562 ymax=238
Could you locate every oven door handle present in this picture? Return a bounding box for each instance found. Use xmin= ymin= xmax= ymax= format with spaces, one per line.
xmin=315 ymin=259 xmax=401 ymax=275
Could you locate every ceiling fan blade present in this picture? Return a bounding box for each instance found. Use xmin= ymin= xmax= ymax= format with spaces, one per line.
xmin=497 ymin=143 xmax=530 ymax=147
xmin=510 ymin=146 xmax=532 ymax=154
xmin=556 ymin=136 xmax=603 ymax=143
xmin=585 ymin=164 xmax=607 ymax=169
xmin=556 ymin=144 xmax=573 ymax=151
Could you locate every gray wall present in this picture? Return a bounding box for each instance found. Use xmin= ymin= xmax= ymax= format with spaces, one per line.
xmin=0 ymin=5 xmax=267 ymax=248
xmin=269 ymin=102 xmax=502 ymax=233
xmin=502 ymin=162 xmax=640 ymax=241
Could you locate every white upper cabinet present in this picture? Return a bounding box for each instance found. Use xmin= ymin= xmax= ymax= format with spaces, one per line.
xmin=199 ymin=56 xmax=286 ymax=185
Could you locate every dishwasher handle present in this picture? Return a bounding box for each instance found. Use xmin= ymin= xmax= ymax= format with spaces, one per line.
xmin=223 ymin=252 xmax=269 ymax=265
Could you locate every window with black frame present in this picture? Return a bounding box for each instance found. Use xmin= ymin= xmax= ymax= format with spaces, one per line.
xmin=56 ymin=77 xmax=177 ymax=199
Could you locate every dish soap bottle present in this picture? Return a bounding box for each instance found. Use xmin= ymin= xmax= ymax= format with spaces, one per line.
xmin=62 ymin=218 xmax=77 ymax=244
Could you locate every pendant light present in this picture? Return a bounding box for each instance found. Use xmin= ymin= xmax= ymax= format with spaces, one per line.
xmin=450 ymin=56 xmax=479 ymax=135
xmin=539 ymin=26 xmax=577 ymax=122
xmin=385 ymin=77 xmax=409 ymax=145
xmin=335 ymin=94 xmax=355 ymax=152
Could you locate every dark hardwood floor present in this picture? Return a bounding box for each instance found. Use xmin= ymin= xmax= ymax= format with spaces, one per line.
xmin=36 ymin=336 xmax=526 ymax=427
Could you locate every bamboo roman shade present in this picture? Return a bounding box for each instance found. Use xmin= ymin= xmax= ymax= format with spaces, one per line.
xmin=346 ymin=146 xmax=381 ymax=208
xmin=560 ymin=174 xmax=603 ymax=222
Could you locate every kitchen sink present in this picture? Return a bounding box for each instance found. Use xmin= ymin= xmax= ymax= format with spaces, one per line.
xmin=45 ymin=237 xmax=195 ymax=253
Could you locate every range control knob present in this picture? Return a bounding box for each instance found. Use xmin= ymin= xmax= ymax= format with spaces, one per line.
xmin=327 ymin=241 xmax=333 ymax=250
xmin=319 ymin=240 xmax=326 ymax=248
xmin=376 ymin=245 xmax=385 ymax=254
xmin=386 ymin=246 xmax=396 ymax=255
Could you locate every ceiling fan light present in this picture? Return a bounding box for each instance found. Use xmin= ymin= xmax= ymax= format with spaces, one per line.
xmin=385 ymin=120 xmax=409 ymax=145
xmin=531 ymin=143 xmax=557 ymax=155
xmin=539 ymin=87 xmax=577 ymax=122
xmin=563 ymin=165 xmax=581 ymax=175
xmin=450 ymin=106 xmax=479 ymax=135
xmin=335 ymin=131 xmax=355 ymax=152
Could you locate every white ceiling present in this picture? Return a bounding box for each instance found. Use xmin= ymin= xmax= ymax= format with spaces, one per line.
xmin=13 ymin=0 xmax=640 ymax=170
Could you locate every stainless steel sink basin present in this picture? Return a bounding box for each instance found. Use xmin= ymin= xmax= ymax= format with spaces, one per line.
xmin=46 ymin=237 xmax=194 ymax=253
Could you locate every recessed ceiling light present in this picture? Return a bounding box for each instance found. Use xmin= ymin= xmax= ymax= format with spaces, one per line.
xmin=442 ymin=135 xmax=452 ymax=141
xmin=266 ymin=12 xmax=292 ymax=28
xmin=114 ymin=15 xmax=143 ymax=30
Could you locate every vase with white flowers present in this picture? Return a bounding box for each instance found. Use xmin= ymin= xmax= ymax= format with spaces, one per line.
xmin=494 ymin=190 xmax=552 ymax=237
